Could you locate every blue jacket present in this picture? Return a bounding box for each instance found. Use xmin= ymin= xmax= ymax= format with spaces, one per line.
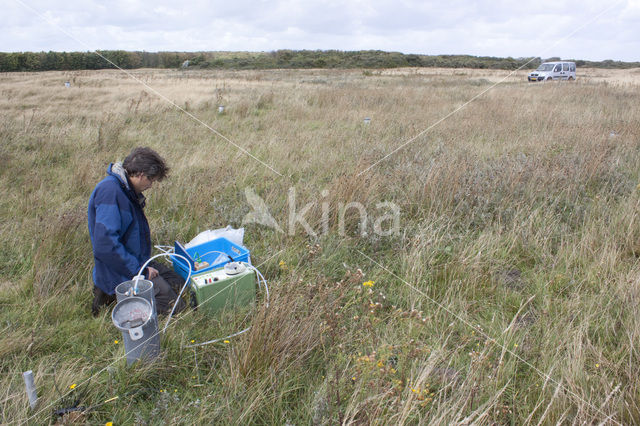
xmin=88 ymin=163 xmax=151 ymax=294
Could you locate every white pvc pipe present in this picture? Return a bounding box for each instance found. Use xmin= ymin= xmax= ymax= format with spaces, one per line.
xmin=22 ymin=370 xmax=37 ymax=410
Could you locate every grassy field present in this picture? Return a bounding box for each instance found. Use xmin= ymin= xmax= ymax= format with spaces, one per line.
xmin=1 ymin=66 xmax=640 ymax=424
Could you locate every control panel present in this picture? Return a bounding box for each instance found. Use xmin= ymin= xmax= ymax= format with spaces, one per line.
xmin=191 ymin=262 xmax=249 ymax=288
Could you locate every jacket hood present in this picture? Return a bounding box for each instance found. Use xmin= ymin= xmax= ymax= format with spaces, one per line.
xmin=107 ymin=162 xmax=146 ymax=207
xmin=108 ymin=162 xmax=130 ymax=190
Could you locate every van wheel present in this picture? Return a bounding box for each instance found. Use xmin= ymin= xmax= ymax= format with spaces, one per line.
xmin=547 ymin=77 xmax=554 ymax=81
xmin=568 ymin=76 xmax=574 ymax=81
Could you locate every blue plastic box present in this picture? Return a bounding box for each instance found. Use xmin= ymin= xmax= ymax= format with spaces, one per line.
xmin=172 ymin=237 xmax=250 ymax=280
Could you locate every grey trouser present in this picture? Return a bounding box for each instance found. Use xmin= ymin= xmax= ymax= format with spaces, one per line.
xmin=149 ymin=262 xmax=187 ymax=315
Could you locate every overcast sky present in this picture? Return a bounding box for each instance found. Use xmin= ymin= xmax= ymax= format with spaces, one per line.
xmin=3 ymin=0 xmax=640 ymax=62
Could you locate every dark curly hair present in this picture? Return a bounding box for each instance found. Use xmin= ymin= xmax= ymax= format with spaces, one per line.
xmin=122 ymin=147 xmax=169 ymax=181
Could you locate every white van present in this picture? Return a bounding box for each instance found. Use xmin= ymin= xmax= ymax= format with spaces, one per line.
xmin=528 ymin=61 xmax=576 ymax=82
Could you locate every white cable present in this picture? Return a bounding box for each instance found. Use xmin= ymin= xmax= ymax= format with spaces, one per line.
xmin=197 ymin=250 xmax=233 ymax=260
xmin=128 ymin=251 xmax=193 ymax=333
xmin=169 ymin=249 xmax=232 ymax=274
xmin=133 ymin=253 xmax=192 ymax=296
xmin=186 ymin=327 xmax=252 ymax=348
xmin=161 ymin=254 xmax=193 ymax=333
xmin=249 ymin=265 xmax=270 ymax=308
xmin=193 ymin=250 xmax=234 ymax=266
xmin=154 ymin=245 xmax=174 ymax=254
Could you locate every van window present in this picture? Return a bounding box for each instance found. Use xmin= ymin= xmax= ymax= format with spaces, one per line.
xmin=563 ymin=63 xmax=569 ymax=71
xmin=570 ymin=63 xmax=576 ymax=72
xmin=554 ymin=64 xmax=562 ymax=72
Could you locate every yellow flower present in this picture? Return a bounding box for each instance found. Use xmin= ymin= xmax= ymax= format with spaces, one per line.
xmin=279 ymin=260 xmax=288 ymax=271
xmin=223 ymin=340 xmax=230 ymax=344
xmin=596 ymin=363 xmax=600 ymax=368
xmin=106 ymin=422 xmax=113 ymax=426
xmin=114 ymin=340 xmax=119 ymax=344
xmin=513 ymin=343 xmax=518 ymax=348
xmin=69 ymin=384 xmax=77 ymax=390
xmin=190 ymin=339 xmax=195 ymax=343
xmin=362 ymin=280 xmax=375 ymax=287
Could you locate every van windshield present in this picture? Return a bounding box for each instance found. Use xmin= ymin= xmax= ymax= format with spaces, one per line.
xmin=536 ymin=64 xmax=555 ymax=71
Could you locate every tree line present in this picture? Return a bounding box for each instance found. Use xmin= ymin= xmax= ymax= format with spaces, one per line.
xmin=1 ymin=50 xmax=638 ymax=72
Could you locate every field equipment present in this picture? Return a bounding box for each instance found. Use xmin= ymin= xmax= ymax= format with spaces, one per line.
xmin=111 ymin=238 xmax=267 ymax=349
xmin=189 ymin=262 xmax=257 ymax=316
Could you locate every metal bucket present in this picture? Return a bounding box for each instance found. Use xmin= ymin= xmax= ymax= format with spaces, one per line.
xmin=116 ymin=278 xmax=156 ymax=308
xmin=111 ymin=296 xmax=160 ymax=364
xmin=116 ymin=277 xmax=158 ymax=328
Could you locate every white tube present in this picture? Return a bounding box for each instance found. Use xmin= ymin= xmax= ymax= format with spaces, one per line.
xmin=162 ymin=253 xmax=193 ymax=333
xmin=132 ymin=252 xmax=193 ymax=332
xmin=186 ymin=327 xmax=251 ymax=348
xmin=248 ymin=265 xmax=270 ymax=308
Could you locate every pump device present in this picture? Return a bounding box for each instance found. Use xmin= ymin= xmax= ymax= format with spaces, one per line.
xmin=189 ymin=261 xmax=257 ymax=315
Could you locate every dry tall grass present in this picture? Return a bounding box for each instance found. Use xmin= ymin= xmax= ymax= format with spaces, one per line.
xmin=1 ymin=66 xmax=639 ymax=424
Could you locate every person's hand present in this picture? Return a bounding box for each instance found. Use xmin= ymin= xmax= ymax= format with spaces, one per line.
xmin=147 ymin=266 xmax=159 ymax=279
